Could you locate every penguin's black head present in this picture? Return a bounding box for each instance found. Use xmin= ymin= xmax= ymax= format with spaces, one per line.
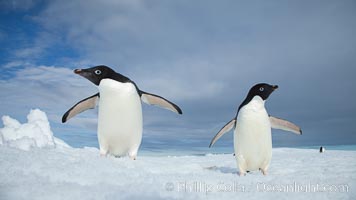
xmin=74 ymin=65 xmax=130 ymax=85
xmin=237 ymin=83 xmax=278 ymax=112
xmin=247 ymin=83 xmax=278 ymax=100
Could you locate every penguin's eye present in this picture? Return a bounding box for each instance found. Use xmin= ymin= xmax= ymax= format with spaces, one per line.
xmin=94 ymin=70 xmax=102 ymax=75
xmin=259 ymin=87 xmax=264 ymax=92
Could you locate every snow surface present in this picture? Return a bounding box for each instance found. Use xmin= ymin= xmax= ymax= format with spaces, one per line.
xmin=0 ymin=110 xmax=355 ymax=200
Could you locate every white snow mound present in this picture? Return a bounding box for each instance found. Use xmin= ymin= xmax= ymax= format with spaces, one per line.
xmin=0 ymin=109 xmax=69 ymax=150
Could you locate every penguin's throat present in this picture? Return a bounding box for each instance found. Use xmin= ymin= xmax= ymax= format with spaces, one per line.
xmin=246 ymin=96 xmax=266 ymax=111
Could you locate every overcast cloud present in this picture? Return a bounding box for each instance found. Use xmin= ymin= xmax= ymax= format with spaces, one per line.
xmin=1 ymin=0 xmax=356 ymax=149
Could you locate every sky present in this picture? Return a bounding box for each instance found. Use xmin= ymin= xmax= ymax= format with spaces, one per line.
xmin=0 ymin=0 xmax=356 ymax=151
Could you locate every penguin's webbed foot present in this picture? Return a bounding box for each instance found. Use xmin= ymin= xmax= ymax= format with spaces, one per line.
xmin=128 ymin=154 xmax=137 ymax=160
xmin=100 ymin=149 xmax=108 ymax=157
xmin=238 ymin=171 xmax=246 ymax=176
xmin=261 ymin=169 xmax=268 ymax=176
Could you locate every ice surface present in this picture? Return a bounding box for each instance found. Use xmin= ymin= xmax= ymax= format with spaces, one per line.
xmin=0 ymin=110 xmax=355 ymax=199
xmin=0 ymin=146 xmax=355 ymax=200
xmin=0 ymin=109 xmax=70 ymax=150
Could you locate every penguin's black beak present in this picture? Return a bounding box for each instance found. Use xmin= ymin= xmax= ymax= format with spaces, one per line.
xmin=74 ymin=69 xmax=89 ymax=78
xmin=73 ymin=68 xmax=100 ymax=86
xmin=74 ymin=69 xmax=82 ymax=74
xmin=272 ymin=85 xmax=279 ymax=90
xmin=74 ymin=68 xmax=90 ymax=80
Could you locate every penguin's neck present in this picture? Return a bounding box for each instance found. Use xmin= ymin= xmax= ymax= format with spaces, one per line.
xmin=237 ymin=96 xmax=269 ymax=124
xmin=243 ymin=96 xmax=266 ymax=112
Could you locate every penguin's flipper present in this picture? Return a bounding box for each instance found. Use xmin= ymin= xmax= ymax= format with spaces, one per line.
xmin=209 ymin=119 xmax=236 ymax=148
xmin=140 ymin=91 xmax=182 ymax=114
xmin=269 ymin=116 xmax=302 ymax=135
xmin=62 ymin=93 xmax=99 ymax=123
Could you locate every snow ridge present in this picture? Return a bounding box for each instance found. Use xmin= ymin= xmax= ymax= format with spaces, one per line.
xmin=0 ymin=109 xmax=69 ymax=150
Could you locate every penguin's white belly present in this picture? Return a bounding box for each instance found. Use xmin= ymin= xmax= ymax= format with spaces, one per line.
xmin=98 ymin=79 xmax=143 ymax=156
xmin=234 ymin=97 xmax=272 ymax=171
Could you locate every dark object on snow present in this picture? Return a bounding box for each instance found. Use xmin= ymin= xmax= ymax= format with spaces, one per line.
xmin=320 ymin=146 xmax=325 ymax=153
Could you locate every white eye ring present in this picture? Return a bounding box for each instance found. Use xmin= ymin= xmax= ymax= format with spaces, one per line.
xmin=259 ymin=87 xmax=264 ymax=91
xmin=94 ymin=70 xmax=101 ymax=75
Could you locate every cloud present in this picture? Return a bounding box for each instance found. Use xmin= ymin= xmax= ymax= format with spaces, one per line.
xmin=0 ymin=0 xmax=40 ymax=11
xmin=2 ymin=60 xmax=32 ymax=69
xmin=0 ymin=64 xmax=97 ymax=126
xmin=12 ymin=31 xmax=62 ymax=61
xmin=14 ymin=46 xmax=43 ymax=59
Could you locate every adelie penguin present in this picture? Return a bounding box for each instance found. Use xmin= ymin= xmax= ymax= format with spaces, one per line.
xmin=62 ymin=65 xmax=182 ymax=159
xmin=320 ymin=146 xmax=325 ymax=153
xmin=209 ymin=83 xmax=302 ymax=176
